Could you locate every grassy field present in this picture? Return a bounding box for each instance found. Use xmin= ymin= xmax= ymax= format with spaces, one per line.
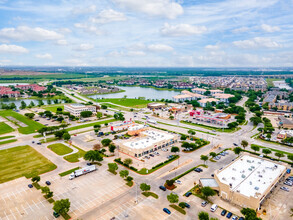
xmin=48 ymin=143 xmax=73 ymax=156
xmin=0 ymin=110 xmax=44 ymax=134
xmin=101 ymin=103 xmax=132 ymax=112
xmin=42 ymin=104 xmax=64 ymax=113
xmin=0 ymin=122 xmax=14 ymax=135
xmin=0 ymin=145 xmax=57 ymax=183
xmin=63 ymin=145 xmax=86 ymax=162
xmin=97 ymin=98 xmax=153 ymax=108
xmin=67 ymin=119 xmax=116 ymax=132
xmin=0 ymin=135 xmax=15 ymax=140
xmin=0 ymin=139 xmax=17 ymax=145
xmin=266 ymin=78 xmax=282 ymax=87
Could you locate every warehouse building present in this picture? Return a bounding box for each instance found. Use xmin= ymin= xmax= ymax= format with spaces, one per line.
xmin=214 ymin=153 xmax=286 ymax=210
xmin=117 ymin=128 xmax=179 ymax=157
xmin=64 ymin=104 xmax=97 ymax=117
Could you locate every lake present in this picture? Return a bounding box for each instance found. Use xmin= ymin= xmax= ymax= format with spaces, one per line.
xmin=0 ymin=83 xmax=29 ymax=86
xmin=89 ymin=86 xmax=180 ymax=100
xmin=0 ymin=99 xmax=64 ymax=109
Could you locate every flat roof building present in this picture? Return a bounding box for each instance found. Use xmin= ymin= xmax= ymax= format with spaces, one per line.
xmin=214 ymin=153 xmax=286 ymax=210
xmin=116 ymin=128 xmax=179 ymax=158
xmin=64 ymin=104 xmax=97 ymax=117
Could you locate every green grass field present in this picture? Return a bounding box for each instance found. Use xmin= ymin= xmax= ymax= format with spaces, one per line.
xmin=98 ymin=98 xmax=153 ymax=108
xmin=0 ymin=122 xmax=14 ymax=135
xmin=42 ymin=104 xmax=64 ymax=113
xmin=0 ymin=145 xmax=57 ymax=183
xmin=0 ymin=110 xmax=44 ymax=134
xmin=0 ymin=135 xmax=15 ymax=140
xmin=47 ymin=143 xmax=73 ymax=156
xmin=63 ymin=145 xmax=86 ymax=162
xmin=67 ymin=118 xmax=116 ymax=132
xmin=0 ymin=139 xmax=17 ymax=145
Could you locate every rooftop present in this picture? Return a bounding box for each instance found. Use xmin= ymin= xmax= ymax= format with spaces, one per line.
xmin=216 ymin=154 xmax=286 ymax=198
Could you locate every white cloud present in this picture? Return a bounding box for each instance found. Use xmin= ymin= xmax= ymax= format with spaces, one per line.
xmin=64 ymin=58 xmax=88 ymax=66
xmin=127 ymin=51 xmax=145 ymax=56
xmin=148 ymin=44 xmax=173 ymax=52
xmin=74 ymin=43 xmax=94 ymax=51
xmin=0 ymin=44 xmax=28 ymax=53
xmin=232 ymin=27 xmax=250 ymax=33
xmin=56 ymin=39 xmax=68 ymax=45
xmin=71 ymin=5 xmax=96 ymax=15
xmin=0 ymin=26 xmax=63 ymax=42
xmin=233 ymin=37 xmax=281 ymax=49
xmin=112 ymin=0 xmax=183 ymax=19
xmin=35 ymin=53 xmax=52 ymax=59
xmin=74 ymin=23 xmax=103 ymax=35
xmin=205 ymin=45 xmax=220 ymax=50
xmin=58 ymin=28 xmax=71 ymax=34
xmin=261 ymin=24 xmax=280 ymax=32
xmin=90 ymin=9 xmax=126 ymax=24
xmin=161 ymin=23 xmax=207 ymax=37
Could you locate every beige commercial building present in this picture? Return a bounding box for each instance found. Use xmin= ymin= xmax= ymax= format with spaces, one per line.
xmin=64 ymin=104 xmax=97 ymax=117
xmin=116 ymin=127 xmax=179 ymax=158
xmin=214 ymin=153 xmax=287 ymax=210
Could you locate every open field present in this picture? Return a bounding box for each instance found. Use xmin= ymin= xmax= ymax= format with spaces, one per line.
xmin=47 ymin=143 xmax=73 ymax=156
xmin=0 ymin=110 xmax=44 ymax=134
xmin=97 ymin=98 xmax=153 ymax=108
xmin=0 ymin=145 xmax=57 ymax=183
xmin=42 ymin=104 xmax=64 ymax=113
xmin=0 ymin=122 xmax=14 ymax=135
xmin=67 ymin=118 xmax=116 ymax=132
xmin=266 ymin=78 xmax=282 ymax=87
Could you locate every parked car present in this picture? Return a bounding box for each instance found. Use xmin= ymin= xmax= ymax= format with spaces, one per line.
xmin=280 ymin=186 xmax=289 ymax=192
xmin=287 ymin=169 xmax=291 ymax=174
xmin=194 ymin=168 xmax=203 ymax=172
xmin=167 ymin=155 xmax=174 ymax=159
xmin=232 ymin=216 xmax=238 ymax=220
xmin=45 ymin=181 xmax=51 ymax=185
xmin=163 ymin=208 xmax=171 ymax=214
xmin=159 ymin=186 xmax=166 ymax=191
xmin=210 ymin=204 xmax=218 ymax=212
xmin=184 ymin=203 xmax=190 ymax=208
xmin=226 ymin=212 xmax=233 ymax=218
xmin=28 ymin=184 xmax=33 ymax=188
xmin=185 ymin=192 xmax=192 ymax=197
xmin=211 ymin=174 xmax=215 ymax=177
xmin=37 ymin=142 xmax=42 ymax=145
xmin=149 ymin=154 xmax=154 ymax=157
xmin=238 ymin=217 xmax=244 ymax=220
xmin=175 ymin=180 xmax=182 ymax=184
xmin=32 ymin=141 xmax=35 ymax=144
xmin=220 ymin=152 xmax=226 ymax=156
xmin=233 ymin=143 xmax=238 ymax=146
xmin=284 ymin=181 xmax=293 ymax=186
xmin=201 ymin=201 xmax=208 ymax=207
xmin=221 ymin=210 xmax=227 ymax=216
xmin=53 ymin=211 xmax=60 ymax=218
xmin=87 ymin=163 xmax=92 ymax=166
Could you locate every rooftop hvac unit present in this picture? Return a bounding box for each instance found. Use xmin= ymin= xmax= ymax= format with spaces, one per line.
xmin=259 ymin=175 xmax=263 ymax=178
xmin=248 ymin=168 xmax=253 ymax=171
xmin=251 ymin=166 xmax=255 ymax=169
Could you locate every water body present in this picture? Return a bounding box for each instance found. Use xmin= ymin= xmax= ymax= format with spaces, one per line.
xmin=0 ymin=99 xmax=64 ymax=109
xmin=89 ymin=86 xmax=180 ymax=100
xmin=0 ymin=83 xmax=29 ymax=86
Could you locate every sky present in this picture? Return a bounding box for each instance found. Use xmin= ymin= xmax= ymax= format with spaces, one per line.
xmin=0 ymin=0 xmax=292 ymax=67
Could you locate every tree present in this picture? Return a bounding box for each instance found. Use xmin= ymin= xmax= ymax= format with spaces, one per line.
xmin=101 ymin=138 xmax=112 ymax=147
xmin=251 ymin=145 xmax=260 ymax=153
xmin=119 ymin=170 xmax=129 ymax=178
xmin=96 ymin=112 xmax=103 ymax=119
xmin=38 ymin=100 xmax=44 ymax=106
xmin=80 ymin=111 xmax=93 ymax=118
xmin=200 ymin=155 xmax=209 ymax=165
xmin=275 ymin=152 xmax=285 ymax=159
xmin=233 ymin=147 xmax=242 ymax=155
xmin=108 ymin=163 xmax=118 ymax=173
xmin=198 ymin=211 xmax=209 ymax=220
xmin=114 ymin=112 xmax=125 ymax=121
xmin=109 ymin=144 xmax=116 ymax=153
xmin=201 ymin=186 xmax=216 ymax=200
xmin=20 ymin=100 xmax=27 ymax=109
xmin=250 ymin=116 xmax=262 ymax=126
xmin=57 ymin=107 xmax=62 ymax=111
xmin=171 ymin=146 xmax=179 ymax=153
xmin=241 ymin=208 xmax=262 ymax=220
xmin=124 ymin=158 xmax=133 ymax=166
xmin=41 ymin=186 xmax=53 ymax=198
xmin=126 ymin=176 xmax=133 ymax=182
xmin=165 ymin=179 xmax=175 ymax=187
xmin=63 ymin=132 xmax=71 ymax=141
xmin=140 ymin=183 xmax=151 ymax=192
xmin=24 ymin=113 xmax=35 ymax=119
xmin=101 ymin=105 xmax=107 ymax=109
xmin=188 ymin=129 xmax=196 ymax=135
xmin=83 ymin=150 xmax=103 ymax=162
xmin=180 ymin=135 xmax=187 ymax=140
xmin=167 ymin=193 xmax=179 ymax=204
xmin=209 ymin=152 xmax=217 ymax=158
xmin=169 ymin=115 xmax=174 ymax=120
xmin=53 ymin=199 xmax=70 ymax=215
xmin=241 ymin=140 xmax=248 ymax=150
xmin=262 ymin=148 xmax=272 ymax=156
xmin=93 ymin=143 xmax=102 ymax=151
xmin=31 ymin=175 xmax=40 ymax=183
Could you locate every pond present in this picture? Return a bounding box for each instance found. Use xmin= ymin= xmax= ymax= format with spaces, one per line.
xmin=0 ymin=83 xmax=29 ymax=86
xmin=0 ymin=99 xmax=64 ymax=109
xmin=89 ymin=86 xmax=180 ymax=100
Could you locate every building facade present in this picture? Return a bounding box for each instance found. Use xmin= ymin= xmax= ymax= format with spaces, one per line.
xmin=64 ymin=104 xmax=97 ymax=117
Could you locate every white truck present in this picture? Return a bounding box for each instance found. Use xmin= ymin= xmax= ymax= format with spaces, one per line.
xmin=69 ymin=165 xmax=96 ymax=180
xmin=147 ymin=119 xmax=157 ymax=124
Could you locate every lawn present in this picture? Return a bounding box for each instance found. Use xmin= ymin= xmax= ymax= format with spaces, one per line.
xmin=63 ymin=145 xmax=86 ymax=162
xmin=98 ymin=98 xmax=153 ymax=108
xmin=0 ymin=122 xmax=14 ymax=135
xmin=0 ymin=145 xmax=57 ymax=183
xmin=0 ymin=135 xmax=15 ymax=140
xmin=47 ymin=143 xmax=73 ymax=156
xmin=42 ymin=104 xmax=64 ymax=113
xmin=0 ymin=139 xmax=17 ymax=145
xmin=67 ymin=118 xmax=116 ymax=132
xmin=0 ymin=110 xmax=44 ymax=134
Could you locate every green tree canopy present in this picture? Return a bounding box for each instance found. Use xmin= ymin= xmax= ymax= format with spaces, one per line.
xmin=171 ymin=146 xmax=179 ymax=153
xmin=140 ymin=183 xmax=151 ymax=192
xmin=251 ymin=145 xmax=260 ymax=153
xmin=167 ymin=193 xmax=179 ymax=204
xmin=53 ymin=199 xmax=70 ymax=215
xmin=198 ymin=211 xmax=209 ymax=220
xmin=201 ymin=186 xmax=216 ymax=200
xmin=101 ymin=138 xmax=112 ymax=146
xmin=83 ymin=150 xmax=103 ymax=162
xmin=233 ymin=147 xmax=243 ymax=155
xmin=119 ymin=170 xmax=129 ymax=178
xmin=262 ymin=148 xmax=272 ymax=156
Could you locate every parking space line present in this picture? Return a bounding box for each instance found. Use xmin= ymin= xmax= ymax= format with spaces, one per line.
xmin=26 ymin=202 xmax=34 ymax=212
xmin=38 ymin=199 xmax=45 ymax=207
xmin=32 ymin=200 xmax=40 ymax=210
xmin=21 ymin=204 xmax=28 ymax=215
xmin=9 ymin=209 xmax=16 ymax=220
xmin=4 ymin=210 xmax=9 ymax=220
xmin=15 ymin=207 xmax=21 ymax=217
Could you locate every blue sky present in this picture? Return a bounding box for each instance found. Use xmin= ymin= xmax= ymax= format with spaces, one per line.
xmin=0 ymin=0 xmax=292 ymax=67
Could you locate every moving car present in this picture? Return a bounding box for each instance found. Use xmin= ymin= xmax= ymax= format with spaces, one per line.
xmin=159 ymin=186 xmax=166 ymax=191
xmin=185 ymin=192 xmax=192 ymax=197
xmin=226 ymin=212 xmax=233 ymax=218
xmin=210 ymin=204 xmax=218 ymax=212
xmin=221 ymin=210 xmax=227 ymax=216
xmin=45 ymin=181 xmax=51 ymax=185
xmin=163 ymin=208 xmax=171 ymax=214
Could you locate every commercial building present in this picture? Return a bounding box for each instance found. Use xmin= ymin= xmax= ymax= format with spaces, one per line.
xmin=64 ymin=104 xmax=97 ymax=117
xmin=110 ymin=120 xmax=135 ymax=132
xmin=278 ymin=116 xmax=293 ymax=129
xmin=214 ymin=153 xmax=286 ymax=210
xmin=147 ymin=103 xmax=166 ymax=110
xmin=117 ymin=128 xmax=179 ymax=157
